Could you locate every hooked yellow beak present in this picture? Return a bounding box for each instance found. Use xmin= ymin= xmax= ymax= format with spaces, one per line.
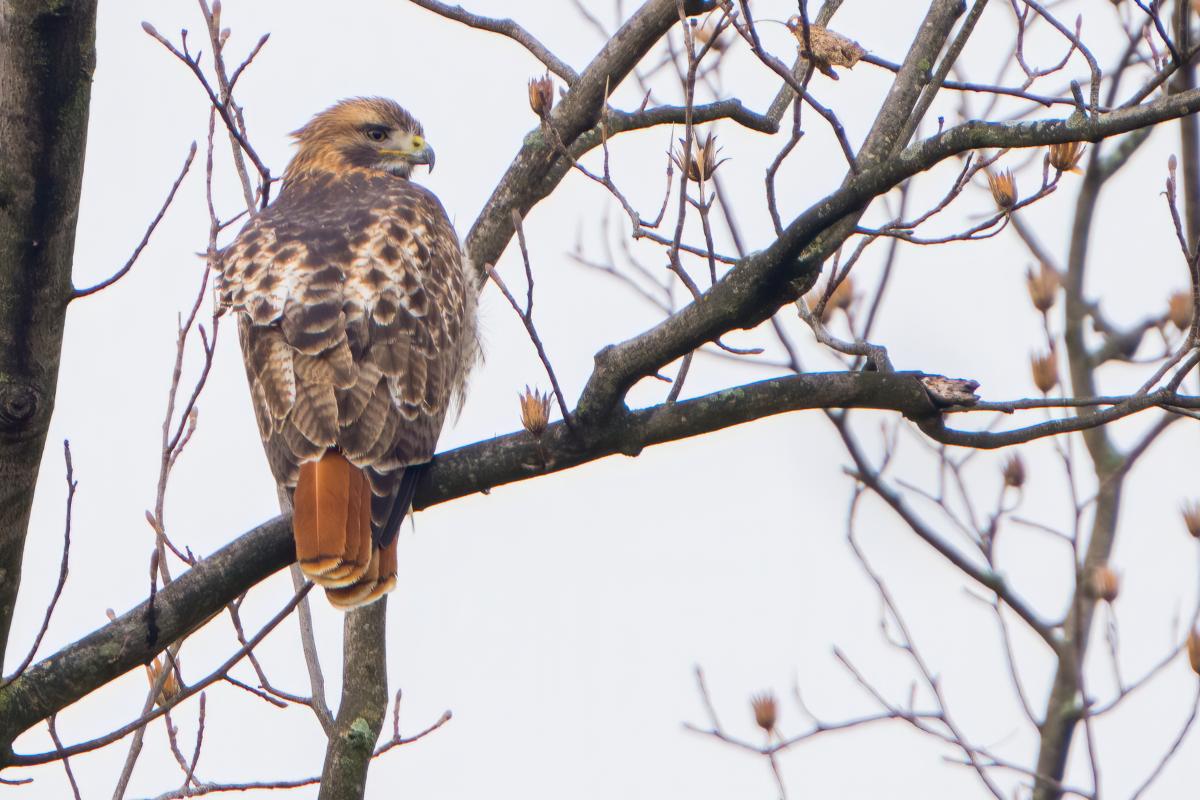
xmin=381 ymin=137 xmax=435 ymax=172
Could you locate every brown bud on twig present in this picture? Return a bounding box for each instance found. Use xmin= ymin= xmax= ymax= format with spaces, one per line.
xmin=519 ymin=386 xmax=552 ymax=438
xmin=1048 ymin=141 xmax=1086 ymax=173
xmin=528 ymin=74 xmax=554 ymax=119
xmin=671 ymin=133 xmax=727 ymax=185
xmin=1187 ymin=628 xmax=1200 ymax=676
xmin=1167 ymin=290 xmax=1194 ymax=332
xmin=1030 ymin=347 xmax=1059 ymax=394
xmin=1001 ymin=454 xmax=1026 ymax=489
xmin=987 ymin=169 xmax=1017 ymax=210
xmin=1182 ymin=501 xmax=1200 ymax=539
xmin=1026 ymin=263 xmax=1059 ymax=313
xmin=1087 ymin=566 xmax=1120 ymax=603
xmin=785 ymin=18 xmax=865 ymax=79
xmin=750 ymin=691 xmax=777 ymax=733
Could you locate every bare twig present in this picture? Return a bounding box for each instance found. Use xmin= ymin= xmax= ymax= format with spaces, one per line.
xmin=73 ymin=143 xmax=198 ymax=299
xmin=0 ymin=441 xmax=77 ymax=687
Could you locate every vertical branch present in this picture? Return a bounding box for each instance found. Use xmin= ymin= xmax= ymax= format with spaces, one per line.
xmin=196 ymin=0 xmax=268 ymax=211
xmin=485 ymin=212 xmax=575 ymax=429
xmin=290 ymin=563 xmax=335 ymax=734
xmin=1033 ymin=39 xmax=1139 ymax=800
xmin=318 ymin=601 xmax=389 ymax=799
xmin=1172 ymin=2 xmax=1200 ymax=250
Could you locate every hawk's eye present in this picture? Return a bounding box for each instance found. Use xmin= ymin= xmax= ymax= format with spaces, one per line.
xmin=365 ymin=127 xmax=388 ymax=142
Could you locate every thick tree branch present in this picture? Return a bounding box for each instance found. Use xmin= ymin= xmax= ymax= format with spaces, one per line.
xmin=0 ymin=369 xmax=936 ymax=758
xmin=9 ymin=361 xmax=1182 ymax=763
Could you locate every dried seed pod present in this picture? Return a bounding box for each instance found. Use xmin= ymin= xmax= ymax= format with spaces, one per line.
xmin=1030 ymin=347 xmax=1059 ymax=394
xmin=1001 ymin=454 xmax=1026 ymax=489
xmin=1182 ymin=500 xmax=1200 ymax=539
xmin=750 ymin=691 xmax=777 ymax=733
xmin=1087 ymin=566 xmax=1120 ymax=603
xmin=528 ymin=74 xmax=554 ymax=119
xmin=145 ymin=655 xmax=183 ymax=708
xmin=1026 ymin=263 xmax=1060 ymax=313
xmin=1188 ymin=627 xmax=1200 ymax=676
xmin=987 ymin=169 xmax=1017 ymax=210
xmin=1048 ymin=141 xmax=1086 ymax=173
xmin=519 ymin=385 xmax=552 ymax=438
xmin=805 ymin=276 xmax=856 ymax=323
xmin=803 ymin=288 xmax=831 ymax=323
xmin=1167 ymin=290 xmax=1194 ymax=332
xmin=671 ymin=133 xmax=727 ymax=185
xmin=693 ymin=17 xmax=728 ymax=51
xmin=828 ymin=275 xmax=856 ymax=315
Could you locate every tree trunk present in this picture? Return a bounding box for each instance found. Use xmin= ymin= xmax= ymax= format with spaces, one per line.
xmin=0 ymin=0 xmax=98 ymax=679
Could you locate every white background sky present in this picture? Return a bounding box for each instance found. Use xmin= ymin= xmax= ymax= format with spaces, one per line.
xmin=4 ymin=1 xmax=1199 ymax=798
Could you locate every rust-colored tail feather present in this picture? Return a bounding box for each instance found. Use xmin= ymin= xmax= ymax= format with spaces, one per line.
xmin=325 ymin=538 xmax=398 ymax=609
xmin=294 ymin=451 xmax=372 ymax=588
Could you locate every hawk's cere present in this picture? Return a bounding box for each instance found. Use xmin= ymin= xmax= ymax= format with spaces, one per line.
xmin=218 ymin=97 xmax=477 ymax=608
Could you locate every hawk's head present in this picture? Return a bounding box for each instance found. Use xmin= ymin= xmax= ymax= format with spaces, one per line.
xmin=284 ymin=97 xmax=435 ymax=182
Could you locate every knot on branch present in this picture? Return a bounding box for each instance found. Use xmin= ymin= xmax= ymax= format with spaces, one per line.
xmin=919 ymin=375 xmax=980 ymax=408
xmin=0 ymin=380 xmax=43 ymax=434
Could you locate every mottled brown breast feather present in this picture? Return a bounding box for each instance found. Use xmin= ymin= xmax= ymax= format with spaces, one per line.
xmin=220 ymin=170 xmax=477 ymax=538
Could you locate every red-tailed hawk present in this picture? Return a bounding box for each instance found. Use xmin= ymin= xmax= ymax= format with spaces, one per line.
xmin=218 ymin=97 xmax=477 ymax=608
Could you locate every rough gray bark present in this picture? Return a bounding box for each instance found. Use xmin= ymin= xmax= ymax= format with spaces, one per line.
xmin=0 ymin=0 xmax=98 ymax=673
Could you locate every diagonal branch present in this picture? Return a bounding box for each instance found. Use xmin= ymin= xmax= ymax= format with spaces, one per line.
xmin=463 ymin=0 xmax=718 ymax=282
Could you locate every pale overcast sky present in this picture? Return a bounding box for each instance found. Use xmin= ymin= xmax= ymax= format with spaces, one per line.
xmin=5 ymin=1 xmax=1198 ymax=798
